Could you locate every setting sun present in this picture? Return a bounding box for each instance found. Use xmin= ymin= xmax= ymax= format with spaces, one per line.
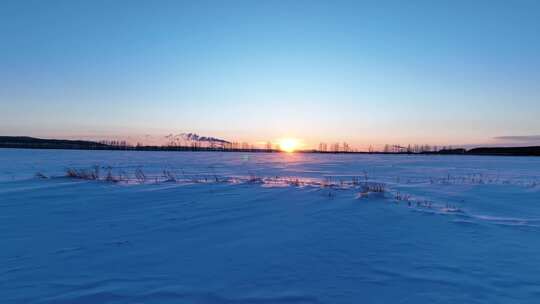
xmin=279 ymin=138 xmax=299 ymax=153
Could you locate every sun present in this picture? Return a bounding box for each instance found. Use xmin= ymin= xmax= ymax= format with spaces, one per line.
xmin=279 ymin=138 xmax=299 ymax=153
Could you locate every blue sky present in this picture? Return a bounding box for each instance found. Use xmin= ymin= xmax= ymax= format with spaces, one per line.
xmin=1 ymin=0 xmax=540 ymax=148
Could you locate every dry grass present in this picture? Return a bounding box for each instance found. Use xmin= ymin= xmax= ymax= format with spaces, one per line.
xmin=361 ymin=183 xmax=386 ymax=193
xmin=162 ymin=169 xmax=177 ymax=182
xmin=35 ymin=172 xmax=48 ymax=179
xmin=358 ymin=182 xmax=386 ymax=198
xmin=246 ymin=173 xmax=263 ymax=184
xmin=66 ymin=166 xmax=99 ymax=180
xmin=134 ymin=168 xmax=146 ymax=183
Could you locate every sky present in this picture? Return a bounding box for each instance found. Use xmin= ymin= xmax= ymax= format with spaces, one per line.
xmin=1 ymin=0 xmax=540 ymax=149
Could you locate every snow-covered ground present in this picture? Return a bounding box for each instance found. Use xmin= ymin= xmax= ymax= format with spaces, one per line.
xmin=2 ymin=149 xmax=540 ymax=303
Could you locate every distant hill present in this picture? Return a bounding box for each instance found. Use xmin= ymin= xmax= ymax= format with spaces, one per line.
xmin=0 ymin=136 xmax=110 ymax=150
xmin=467 ymin=146 xmax=540 ymax=156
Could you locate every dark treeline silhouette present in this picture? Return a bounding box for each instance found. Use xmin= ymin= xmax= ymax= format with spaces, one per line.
xmin=315 ymin=142 xmax=462 ymax=154
xmin=377 ymin=144 xmax=461 ymax=154
xmin=0 ymin=136 xmax=110 ymax=150
xmin=317 ymin=142 xmax=357 ymax=153
xmin=1 ymin=136 xmax=540 ymax=156
xmin=0 ymin=136 xmax=279 ymax=153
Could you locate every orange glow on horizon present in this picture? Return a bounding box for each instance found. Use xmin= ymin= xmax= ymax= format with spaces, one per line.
xmin=279 ymin=138 xmax=299 ymax=153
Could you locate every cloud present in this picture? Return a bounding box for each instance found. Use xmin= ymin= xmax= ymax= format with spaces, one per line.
xmin=493 ymin=135 xmax=540 ymax=145
xmin=494 ymin=135 xmax=540 ymax=141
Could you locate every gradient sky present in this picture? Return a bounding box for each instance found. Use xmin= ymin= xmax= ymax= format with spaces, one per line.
xmin=2 ymin=0 xmax=540 ymax=149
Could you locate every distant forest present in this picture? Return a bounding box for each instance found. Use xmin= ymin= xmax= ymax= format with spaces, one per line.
xmin=1 ymin=136 xmax=539 ymax=156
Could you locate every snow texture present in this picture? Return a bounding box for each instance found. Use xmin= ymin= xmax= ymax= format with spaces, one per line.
xmin=1 ymin=149 xmax=540 ymax=303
